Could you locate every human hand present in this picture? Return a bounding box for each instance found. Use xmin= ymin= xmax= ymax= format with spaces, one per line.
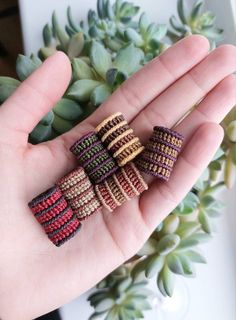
xmin=0 ymin=35 xmax=235 ymax=319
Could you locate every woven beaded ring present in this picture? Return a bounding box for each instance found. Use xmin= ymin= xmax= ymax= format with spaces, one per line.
xmin=136 ymin=126 xmax=184 ymax=180
xmin=28 ymin=186 xmax=81 ymax=247
xmin=57 ymin=167 xmax=102 ymax=220
xmin=96 ymin=112 xmax=144 ymax=167
xmin=95 ymin=162 xmax=148 ymax=212
xmin=70 ymin=132 xmax=118 ymax=184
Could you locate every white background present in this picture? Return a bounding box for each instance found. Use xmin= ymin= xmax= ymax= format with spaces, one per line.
xmin=18 ymin=1 xmax=236 ymax=319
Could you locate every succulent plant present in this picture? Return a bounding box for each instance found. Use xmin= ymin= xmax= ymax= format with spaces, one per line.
xmin=0 ymin=0 xmax=235 ymax=318
xmin=88 ymin=266 xmax=152 ymax=319
xmin=168 ymin=0 xmax=223 ymax=47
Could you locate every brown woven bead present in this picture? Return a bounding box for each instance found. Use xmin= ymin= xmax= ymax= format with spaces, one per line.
xmin=136 ymin=126 xmax=184 ymax=181
xmin=57 ymin=167 xmax=102 ymax=220
xmin=96 ymin=113 xmax=144 ymax=166
xmin=95 ymin=162 xmax=148 ymax=212
xmin=70 ymin=132 xmax=118 ymax=184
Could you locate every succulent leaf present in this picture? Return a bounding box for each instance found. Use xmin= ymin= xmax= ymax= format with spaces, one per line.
xmin=16 ymin=55 xmax=41 ymax=81
xmin=0 ymin=77 xmax=21 ymax=103
xmin=113 ymin=43 xmax=144 ymax=75
xmin=67 ymin=79 xmax=102 ymax=102
xmin=52 ymin=114 xmax=74 ymax=134
xmin=90 ymin=41 xmax=112 ymax=79
xmin=156 ymin=234 xmax=180 ymax=255
xmin=68 ymin=32 xmax=85 ymax=59
xmin=91 ymin=84 xmax=112 ymax=106
xmin=53 ymin=98 xmax=83 ymax=121
xmin=39 ymin=111 xmax=54 ymax=126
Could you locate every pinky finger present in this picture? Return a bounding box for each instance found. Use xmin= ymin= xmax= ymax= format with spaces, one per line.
xmin=140 ymin=122 xmax=224 ymax=230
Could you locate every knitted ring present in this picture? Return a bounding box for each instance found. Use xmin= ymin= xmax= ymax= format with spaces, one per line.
xmin=70 ymin=132 xmax=118 ymax=183
xmin=96 ymin=112 xmax=144 ymax=166
xmin=95 ymin=162 xmax=148 ymax=212
xmin=57 ymin=167 xmax=102 ymax=220
xmin=28 ymin=185 xmax=81 ymax=247
xmin=136 ymin=126 xmax=184 ymax=180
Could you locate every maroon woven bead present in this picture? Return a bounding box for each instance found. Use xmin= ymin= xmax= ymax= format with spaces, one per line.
xmin=136 ymin=127 xmax=184 ymax=181
xmin=28 ymin=185 xmax=81 ymax=246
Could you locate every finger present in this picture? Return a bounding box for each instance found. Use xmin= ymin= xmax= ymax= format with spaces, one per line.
xmin=0 ymin=52 xmax=71 ymax=142
xmin=60 ymin=35 xmax=209 ymax=145
xmin=132 ymin=45 xmax=236 ymax=140
xmin=140 ymin=122 xmax=224 ymax=229
xmin=175 ymin=74 xmax=236 ymax=138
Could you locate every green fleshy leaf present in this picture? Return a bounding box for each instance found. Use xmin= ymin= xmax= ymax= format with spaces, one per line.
xmin=52 ymin=114 xmax=74 ymax=134
xmin=232 ymin=144 xmax=236 ymax=165
xmin=138 ymin=238 xmax=159 ymax=256
xmin=226 ymin=120 xmax=236 ymax=142
xmin=167 ymin=254 xmax=185 ymax=275
xmin=199 ymin=210 xmax=212 ymax=234
xmin=67 ymin=6 xmax=80 ymax=32
xmin=38 ymin=47 xmax=57 ymax=60
xmin=185 ymin=250 xmax=207 ymax=264
xmin=16 ymin=55 xmax=41 ymax=81
xmin=105 ymin=308 xmax=119 ymax=320
xmin=68 ymin=32 xmax=84 ymax=59
xmin=160 ymin=265 xmax=175 ymax=297
xmin=177 ymin=254 xmax=196 ymax=277
xmin=29 ymin=123 xmax=52 ymax=143
xmin=88 ymin=291 xmax=110 ymax=306
xmin=90 ymin=41 xmax=112 ymax=79
xmin=90 ymin=84 xmax=112 ymax=106
xmin=72 ymin=58 xmax=95 ymax=80
xmin=0 ymin=77 xmax=21 ymax=103
xmin=116 ymin=277 xmax=132 ymax=294
xmin=43 ymin=24 xmax=53 ymax=47
xmin=156 ymin=234 xmax=181 ymax=255
xmin=94 ymin=298 xmax=115 ymax=313
xmin=162 ymin=214 xmax=180 ymax=234
xmin=145 ymin=255 xmax=164 ymax=278
xmin=131 ymin=259 xmax=147 ymax=279
xmin=177 ymin=0 xmax=188 ymax=24
xmin=190 ymin=0 xmax=204 ymax=20
xmin=53 ymin=98 xmax=83 ymax=121
xmin=151 ymin=24 xmax=167 ymax=41
xmin=67 ymin=79 xmax=102 ymax=102
xmin=89 ymin=311 xmax=107 ymax=320
xmin=106 ymin=68 xmax=127 ymax=88
xmin=113 ymin=43 xmax=144 ymax=75
xmin=124 ymin=28 xmax=144 ymax=46
xmin=52 ymin=11 xmax=69 ymax=50
xmin=139 ymin=13 xmax=150 ymax=34
xmin=39 ymin=111 xmax=54 ymax=125
xmin=169 ymin=15 xmax=186 ymax=33
xmin=176 ymin=221 xmax=200 ymax=239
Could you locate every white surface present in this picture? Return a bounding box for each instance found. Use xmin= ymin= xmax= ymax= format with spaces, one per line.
xmin=18 ymin=0 xmax=236 ymax=319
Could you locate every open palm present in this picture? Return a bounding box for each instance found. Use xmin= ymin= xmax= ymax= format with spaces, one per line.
xmin=0 ymin=35 xmax=235 ymax=319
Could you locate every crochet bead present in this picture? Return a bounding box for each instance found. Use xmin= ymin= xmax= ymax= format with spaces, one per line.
xmin=95 ymin=162 xmax=148 ymax=212
xmin=96 ymin=112 xmax=144 ymax=166
xmin=28 ymin=185 xmax=81 ymax=247
xmin=70 ymin=132 xmax=118 ymax=183
xmin=136 ymin=126 xmax=184 ymax=180
xmin=57 ymin=167 xmax=102 ymax=220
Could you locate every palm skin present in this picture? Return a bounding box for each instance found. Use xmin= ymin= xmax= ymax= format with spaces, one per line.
xmin=0 ymin=35 xmax=235 ymax=319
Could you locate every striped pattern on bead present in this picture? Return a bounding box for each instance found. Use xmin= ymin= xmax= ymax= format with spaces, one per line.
xmin=96 ymin=112 xmax=144 ymax=167
xmin=57 ymin=167 xmax=102 ymax=220
xmin=95 ymin=163 xmax=148 ymax=212
xmin=70 ymin=132 xmax=118 ymax=184
xmin=136 ymin=126 xmax=184 ymax=180
xmin=28 ymin=185 xmax=81 ymax=247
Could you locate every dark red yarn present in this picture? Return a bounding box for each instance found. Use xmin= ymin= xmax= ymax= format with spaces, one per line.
xmin=28 ymin=185 xmax=81 ymax=246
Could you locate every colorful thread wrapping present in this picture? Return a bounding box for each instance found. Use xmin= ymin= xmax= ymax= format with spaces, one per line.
xmin=57 ymin=167 xmax=102 ymax=220
xmin=70 ymin=132 xmax=118 ymax=183
xmin=28 ymin=186 xmax=81 ymax=247
xmin=136 ymin=126 xmax=184 ymax=180
xmin=95 ymin=162 xmax=148 ymax=212
xmin=96 ymin=112 xmax=144 ymax=166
